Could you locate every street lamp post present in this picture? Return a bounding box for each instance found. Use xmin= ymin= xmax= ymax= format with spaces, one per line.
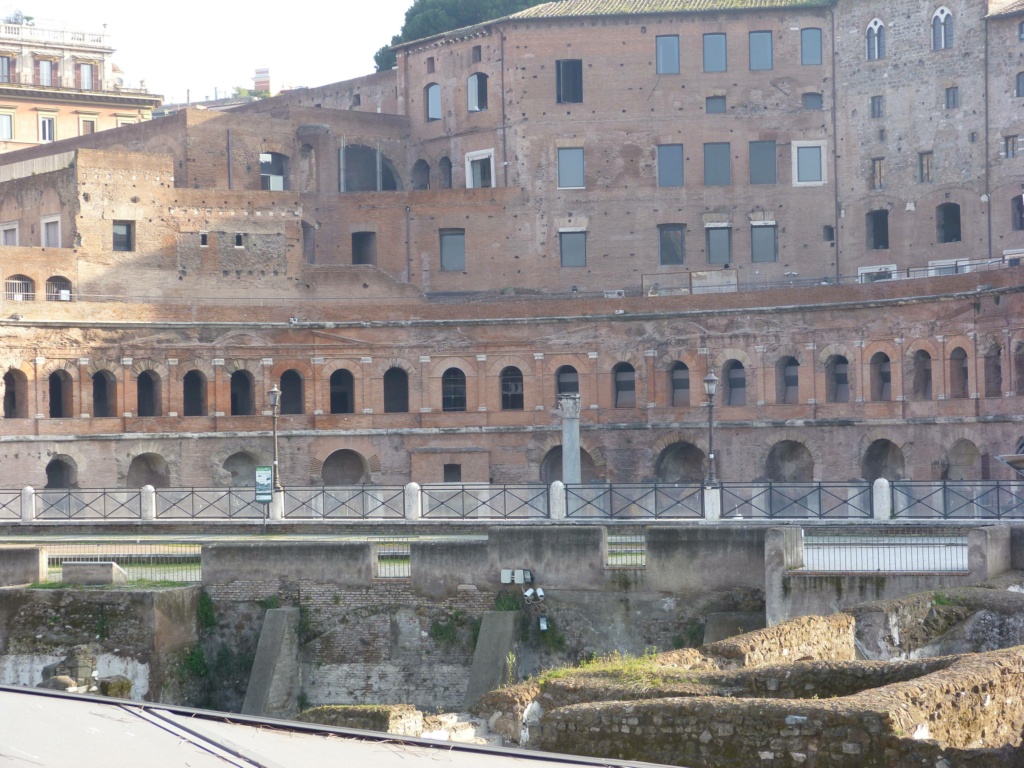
xmin=703 ymin=372 xmax=719 ymax=485
xmin=268 ymin=384 xmax=283 ymax=492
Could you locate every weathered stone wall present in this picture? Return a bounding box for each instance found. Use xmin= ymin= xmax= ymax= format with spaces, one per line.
xmin=703 ymin=614 xmax=855 ymax=668
xmin=297 ymin=704 xmax=424 ymax=736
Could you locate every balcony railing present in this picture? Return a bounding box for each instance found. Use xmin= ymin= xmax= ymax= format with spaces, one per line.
xmin=0 ymin=23 xmax=108 ymax=48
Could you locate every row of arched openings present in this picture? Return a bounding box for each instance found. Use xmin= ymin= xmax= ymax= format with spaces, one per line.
xmin=4 ymin=275 xmax=72 ymax=302
xmin=865 ymin=9 xmax=953 ymax=61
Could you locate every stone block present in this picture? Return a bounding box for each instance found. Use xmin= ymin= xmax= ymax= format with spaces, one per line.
xmin=0 ymin=547 xmax=46 ymax=586
xmin=62 ymin=561 xmax=128 ymax=586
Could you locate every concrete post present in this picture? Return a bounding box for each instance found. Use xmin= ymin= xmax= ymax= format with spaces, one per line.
xmin=557 ymin=393 xmax=582 ymax=485
xmin=269 ymin=491 xmax=284 ymax=521
xmin=405 ymin=482 xmax=422 ymax=520
xmin=140 ymin=485 xmax=156 ymax=521
xmin=549 ymin=480 xmax=566 ymax=519
xmin=703 ymin=484 xmax=721 ymax=521
xmin=872 ymin=478 xmax=891 ymax=521
xmin=20 ymin=486 xmax=35 ymax=523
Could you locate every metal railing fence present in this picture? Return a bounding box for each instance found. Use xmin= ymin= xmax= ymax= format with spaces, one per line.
xmin=44 ymin=542 xmax=201 ymax=583
xmin=565 ymin=483 xmax=704 ymax=519
xmin=283 ymin=486 xmax=406 ymax=520
xmin=0 ymin=490 xmax=21 ymax=520
xmin=420 ymin=484 xmax=549 ymax=519
xmin=373 ymin=537 xmax=412 ymax=578
xmin=606 ymin=534 xmax=646 ymax=568
xmin=892 ymin=482 xmax=1024 ymax=520
xmin=797 ymin=526 xmax=970 ymax=573
xmin=156 ymin=488 xmax=264 ymax=520
xmin=722 ymin=482 xmax=873 ymax=519
xmin=35 ymin=489 xmax=143 ymax=520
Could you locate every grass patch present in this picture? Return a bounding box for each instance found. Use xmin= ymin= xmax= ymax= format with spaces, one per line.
xmin=197 ymin=591 xmax=217 ymax=631
xmin=429 ymin=619 xmax=459 ymax=646
xmin=179 ymin=645 xmax=208 ymax=679
xmin=257 ymin=595 xmax=281 ymax=610
xmin=495 ymin=591 xmax=524 ymax=611
xmin=534 ymin=649 xmax=670 ymax=693
xmin=27 ymin=579 xmax=188 ymax=590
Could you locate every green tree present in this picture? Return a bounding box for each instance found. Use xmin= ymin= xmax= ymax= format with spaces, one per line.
xmin=374 ymin=0 xmax=549 ymax=71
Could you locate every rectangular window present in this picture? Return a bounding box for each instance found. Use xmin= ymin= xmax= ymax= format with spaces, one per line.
xmin=41 ymin=216 xmax=60 ymax=248
xmin=468 ymin=72 xmax=487 ymax=111
xmin=113 ymin=221 xmax=135 ymax=252
xmin=0 ymin=56 xmax=12 ymax=83
xmin=471 ymin=45 xmax=482 ymax=63
xmin=560 ymin=231 xmax=586 ymax=267
xmin=440 ymin=229 xmax=466 ymax=271
xmin=234 ymin=233 xmax=244 ymax=247
xmin=658 ymin=224 xmax=685 ymax=265
xmin=557 ymin=147 xmax=585 ymax=188
xmin=801 ymin=28 xmax=822 ymax=65
xmin=704 ymin=142 xmax=731 ymax=186
xmin=37 ymin=59 xmax=53 ymax=86
xmin=749 ymin=141 xmax=777 ymax=185
xmin=200 ymin=232 xmax=209 ymax=247
xmin=1005 ymin=136 xmax=1019 ymax=159
xmin=80 ymin=118 xmax=96 ymax=136
xmin=945 ymin=86 xmax=959 ymax=109
xmin=443 ymin=463 xmax=462 ymax=483
xmin=78 ymin=63 xmax=94 ymax=90
xmin=749 ymin=31 xmax=773 ymax=70
xmin=802 ymin=92 xmax=823 ymax=110
xmin=870 ymin=95 xmax=883 ymax=118
xmin=426 ymin=57 xmax=435 ymax=73
xmin=871 ymin=157 xmax=885 ymax=190
xmin=793 ymin=142 xmax=826 ymax=186
xmin=1 ymin=223 xmax=18 ymax=246
xmin=465 ymin=149 xmax=494 ymax=189
xmin=656 ymin=35 xmax=680 ymax=74
xmin=556 ymin=59 xmax=583 ymax=103
xmin=703 ymin=34 xmax=727 ymax=72
xmin=0 ymin=113 xmax=11 ymax=140
xmin=751 ymin=224 xmax=777 ymax=263
xmin=39 ymin=116 xmax=55 ymax=143
xmin=706 ymin=226 xmax=731 ymax=264
xmin=706 ymin=95 xmax=726 ymax=113
xmin=919 ymin=151 xmax=934 ymax=182
xmin=657 ymin=144 xmax=684 ymax=187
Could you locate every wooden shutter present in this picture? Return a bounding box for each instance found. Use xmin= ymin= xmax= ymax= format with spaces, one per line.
xmin=75 ymin=64 xmax=81 ymax=90
xmin=34 ymin=60 xmax=40 ymax=85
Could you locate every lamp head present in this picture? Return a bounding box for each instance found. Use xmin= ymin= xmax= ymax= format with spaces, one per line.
xmin=268 ymin=384 xmax=281 ymax=408
xmin=703 ymin=371 xmax=719 ymax=398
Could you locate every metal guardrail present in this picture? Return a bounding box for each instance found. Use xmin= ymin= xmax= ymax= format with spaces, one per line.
xmin=798 ymin=526 xmax=970 ymax=573
xmin=722 ymin=482 xmax=872 ymax=519
xmin=565 ymin=483 xmax=704 ymax=519
xmin=35 ymin=489 xmax=143 ymax=520
xmin=420 ymin=484 xmax=549 ymax=519
xmin=283 ymin=486 xmax=406 ymax=520
xmin=156 ymin=489 xmax=264 ymax=520
xmin=0 ymin=490 xmax=20 ymax=520
xmin=892 ymin=482 xmax=1024 ymax=520
xmin=45 ymin=542 xmax=201 ymax=583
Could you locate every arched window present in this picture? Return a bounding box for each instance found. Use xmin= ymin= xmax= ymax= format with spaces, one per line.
xmin=45 ymin=457 xmax=77 ymax=489
xmin=425 ymin=83 xmax=441 ymax=122
xmin=136 ymin=370 xmax=162 ymax=417
xmin=45 ymin=275 xmax=72 ymax=301
xmin=870 ymin=352 xmax=892 ymax=401
xmin=866 ymin=19 xmax=885 ymax=61
xmin=826 ymin=355 xmax=850 ymax=403
xmin=670 ymin=362 xmax=690 ymax=406
xmin=182 ymin=370 xmax=207 ymax=416
xmin=1017 ymin=72 xmax=1024 ymax=98
xmin=932 ymin=7 xmax=953 ymax=50
xmin=723 ymin=360 xmax=746 ymax=406
xmin=341 ymin=144 xmax=402 ymax=192
xmin=612 ymin=362 xmax=636 ymax=408
xmin=468 ymin=72 xmax=488 ymax=111
xmin=500 ymin=366 xmax=524 ymax=410
xmin=4 ymin=274 xmax=34 ymax=301
xmin=911 ymin=350 xmax=932 ymax=400
xmin=985 ymin=344 xmax=1003 ymax=398
xmin=949 ymin=347 xmax=969 ymax=398
xmin=383 ymin=368 xmax=409 ymax=413
xmin=439 ymin=156 xmax=453 ymax=189
xmin=48 ymin=370 xmax=72 ymax=418
xmin=412 ymin=159 xmax=430 ymax=190
xmin=936 ymin=202 xmax=961 ymax=243
xmin=1012 ymin=196 xmax=1024 ymax=231
xmin=330 ymin=369 xmax=355 ymax=414
xmin=441 ymin=368 xmax=466 ymax=412
xmin=92 ymin=370 xmax=116 ymax=418
xmin=280 ymin=369 xmax=304 ymax=414
xmin=230 ymin=370 xmax=254 ymax=416
xmin=556 ymin=365 xmax=579 ymax=398
xmin=776 ymin=357 xmax=799 ymax=404
xmin=3 ymin=368 xmax=28 ymax=418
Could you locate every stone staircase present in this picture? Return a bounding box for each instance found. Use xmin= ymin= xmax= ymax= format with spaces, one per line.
xmin=421 ymin=712 xmax=503 ymax=746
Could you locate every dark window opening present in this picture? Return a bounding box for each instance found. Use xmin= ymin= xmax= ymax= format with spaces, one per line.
xmin=871 ymin=352 xmax=892 ymax=401
xmin=911 ymin=350 xmax=933 ymax=400
xmin=341 ymin=144 xmax=402 ymax=192
xmin=556 ymin=59 xmax=583 ymax=103
xmin=867 ymin=210 xmax=890 ymax=250
xmin=556 ymin=366 xmax=579 ymax=398
xmin=827 ymin=355 xmax=850 ymax=402
xmin=230 ymin=370 xmax=254 ymax=416
xmin=468 ymin=72 xmax=488 ymax=111
xmin=949 ymin=347 xmax=969 ymax=398
xmin=383 ymin=368 xmax=409 ymax=413
xmin=112 ymin=221 xmax=134 ymax=252
xmin=330 ymin=369 xmax=355 ymax=414
xmin=613 ymin=362 xmax=636 ymax=408
xmin=136 ymin=370 xmax=161 ymax=417
xmin=352 ymin=232 xmax=377 ymax=265
xmin=501 ymin=366 xmax=524 ymax=410
xmin=260 ymin=152 xmax=287 ymax=190
xmin=235 ymin=233 xmax=244 ymax=247
xmin=442 ymin=368 xmax=467 ymax=412
xmin=1013 ymin=196 xmax=1024 ymax=231
xmin=671 ymin=362 xmax=690 ymax=406
xmin=936 ymin=202 xmax=961 ymax=243
xmin=302 ymin=221 xmax=315 ymax=263
xmin=412 ymin=159 xmax=431 ymax=190
xmin=471 ymin=45 xmax=482 ymax=63
xmin=985 ymin=345 xmax=1003 ymax=399
xmin=280 ymin=369 xmax=304 ymax=414
xmin=724 ymin=361 xmax=746 ymax=406
xmin=3 ymin=369 xmax=27 ymax=418
xmin=45 ymin=276 xmax=72 ymax=301
xmin=659 ymin=224 xmax=685 ymax=265
xmin=92 ymin=370 xmax=115 ymax=418
xmin=183 ymin=370 xmax=206 ymax=416
xmin=48 ymin=370 xmax=72 ymax=418
xmin=439 ymin=157 xmax=453 ymax=189
xmin=443 ymin=463 xmax=462 ymax=483
xmin=777 ymin=357 xmax=799 ymax=404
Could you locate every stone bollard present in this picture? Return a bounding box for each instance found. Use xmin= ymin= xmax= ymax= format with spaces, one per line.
xmin=872 ymin=478 xmax=891 ymax=521
xmin=549 ymin=480 xmax=566 ymax=519
xmin=140 ymin=485 xmax=156 ymax=521
xmin=20 ymin=486 xmax=35 ymax=523
xmin=269 ymin=490 xmax=284 ymax=521
xmin=703 ymin=484 xmax=721 ymax=521
xmin=405 ymin=482 xmax=422 ymax=520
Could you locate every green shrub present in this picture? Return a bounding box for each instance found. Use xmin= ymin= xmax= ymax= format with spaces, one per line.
xmin=495 ymin=592 xmax=524 ymax=611
xmin=429 ymin=620 xmax=458 ymax=646
xmin=197 ymin=591 xmax=217 ymax=631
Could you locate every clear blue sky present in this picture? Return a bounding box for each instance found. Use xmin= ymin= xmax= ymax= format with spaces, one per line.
xmin=2 ymin=2 xmax=412 ymax=103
